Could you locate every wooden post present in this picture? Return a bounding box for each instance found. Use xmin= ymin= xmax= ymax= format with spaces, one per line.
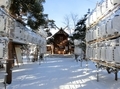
xmin=97 ymin=66 xmax=99 ymax=82
xmin=115 ymin=69 xmax=118 ymax=81
xmin=6 ymin=40 xmax=13 ymax=84
xmin=36 ymin=45 xmax=39 ymax=61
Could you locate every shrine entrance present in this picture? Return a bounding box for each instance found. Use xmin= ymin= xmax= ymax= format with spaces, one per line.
xmin=52 ymin=28 xmax=71 ymax=54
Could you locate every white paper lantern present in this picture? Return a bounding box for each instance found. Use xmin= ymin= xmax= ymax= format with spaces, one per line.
xmin=90 ymin=47 xmax=93 ymax=60
xmin=74 ymin=39 xmax=81 ymax=46
xmin=92 ymin=10 xmax=97 ymax=23
xmin=96 ymin=4 xmax=102 ymax=19
xmin=101 ymin=1 xmax=107 ymax=14
xmin=105 ymin=47 xmax=114 ymax=62
xmin=92 ymin=48 xmax=97 ymax=60
xmin=97 ymin=47 xmax=101 ymax=60
xmin=0 ymin=0 xmax=8 ymax=7
xmin=74 ymin=46 xmax=82 ymax=55
xmin=86 ymin=18 xmax=89 ymax=28
xmin=14 ymin=27 xmax=21 ymax=39
xmin=106 ymin=0 xmax=114 ymax=10
xmin=0 ymin=44 xmax=4 ymax=58
xmin=86 ymin=46 xmax=89 ymax=59
xmin=27 ymin=31 xmax=33 ymax=43
xmin=85 ymin=31 xmax=88 ymax=42
xmin=0 ymin=16 xmax=5 ymax=32
xmin=114 ymin=46 xmax=120 ymax=63
xmin=90 ymin=29 xmax=93 ymax=41
xmin=23 ymin=28 xmax=29 ymax=42
xmin=89 ymin=13 xmax=94 ymax=25
xmin=106 ymin=19 xmax=113 ymax=35
xmin=101 ymin=47 xmax=106 ymax=61
xmin=112 ymin=15 xmax=120 ymax=34
xmin=111 ymin=0 xmax=120 ymax=5
xmin=101 ymin=22 xmax=107 ymax=37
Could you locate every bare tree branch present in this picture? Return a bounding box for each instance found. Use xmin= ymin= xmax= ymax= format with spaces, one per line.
xmin=71 ymin=13 xmax=78 ymax=29
xmin=63 ymin=15 xmax=70 ymax=27
xmin=63 ymin=13 xmax=79 ymax=35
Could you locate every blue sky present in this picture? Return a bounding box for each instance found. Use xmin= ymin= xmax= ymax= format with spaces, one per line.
xmin=43 ymin=0 xmax=101 ymax=28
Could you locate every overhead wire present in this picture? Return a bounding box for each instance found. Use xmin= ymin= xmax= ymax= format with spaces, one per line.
xmin=85 ymin=0 xmax=97 ymax=3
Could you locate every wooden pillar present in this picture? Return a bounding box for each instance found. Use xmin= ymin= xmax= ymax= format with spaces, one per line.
xmin=115 ymin=69 xmax=118 ymax=81
xmin=6 ymin=40 xmax=13 ymax=84
xmin=36 ymin=45 xmax=39 ymax=61
xmin=68 ymin=42 xmax=70 ymax=54
xmin=53 ymin=43 xmax=55 ymax=54
xmin=51 ymin=45 xmax=53 ymax=54
xmin=33 ymin=45 xmax=39 ymax=62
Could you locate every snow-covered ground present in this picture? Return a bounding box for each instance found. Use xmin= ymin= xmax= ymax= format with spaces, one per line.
xmin=1 ymin=55 xmax=120 ymax=89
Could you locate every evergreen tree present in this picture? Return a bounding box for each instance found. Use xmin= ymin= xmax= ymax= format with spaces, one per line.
xmin=70 ymin=13 xmax=88 ymax=54
xmin=9 ymin=0 xmax=46 ymax=30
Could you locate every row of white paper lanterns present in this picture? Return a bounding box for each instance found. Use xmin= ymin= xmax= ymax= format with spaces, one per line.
xmin=11 ymin=24 xmax=46 ymax=46
xmin=85 ymin=0 xmax=120 ymax=64
xmin=12 ymin=21 xmax=45 ymax=46
xmin=87 ymin=38 xmax=119 ymax=47
xmin=86 ymin=45 xmax=120 ymax=63
xmin=86 ymin=0 xmax=120 ymax=28
xmin=0 ymin=11 xmax=46 ymax=46
xmin=86 ymin=13 xmax=120 ymax=42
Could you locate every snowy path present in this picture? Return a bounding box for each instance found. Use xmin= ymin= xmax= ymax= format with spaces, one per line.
xmin=1 ymin=56 xmax=120 ymax=89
